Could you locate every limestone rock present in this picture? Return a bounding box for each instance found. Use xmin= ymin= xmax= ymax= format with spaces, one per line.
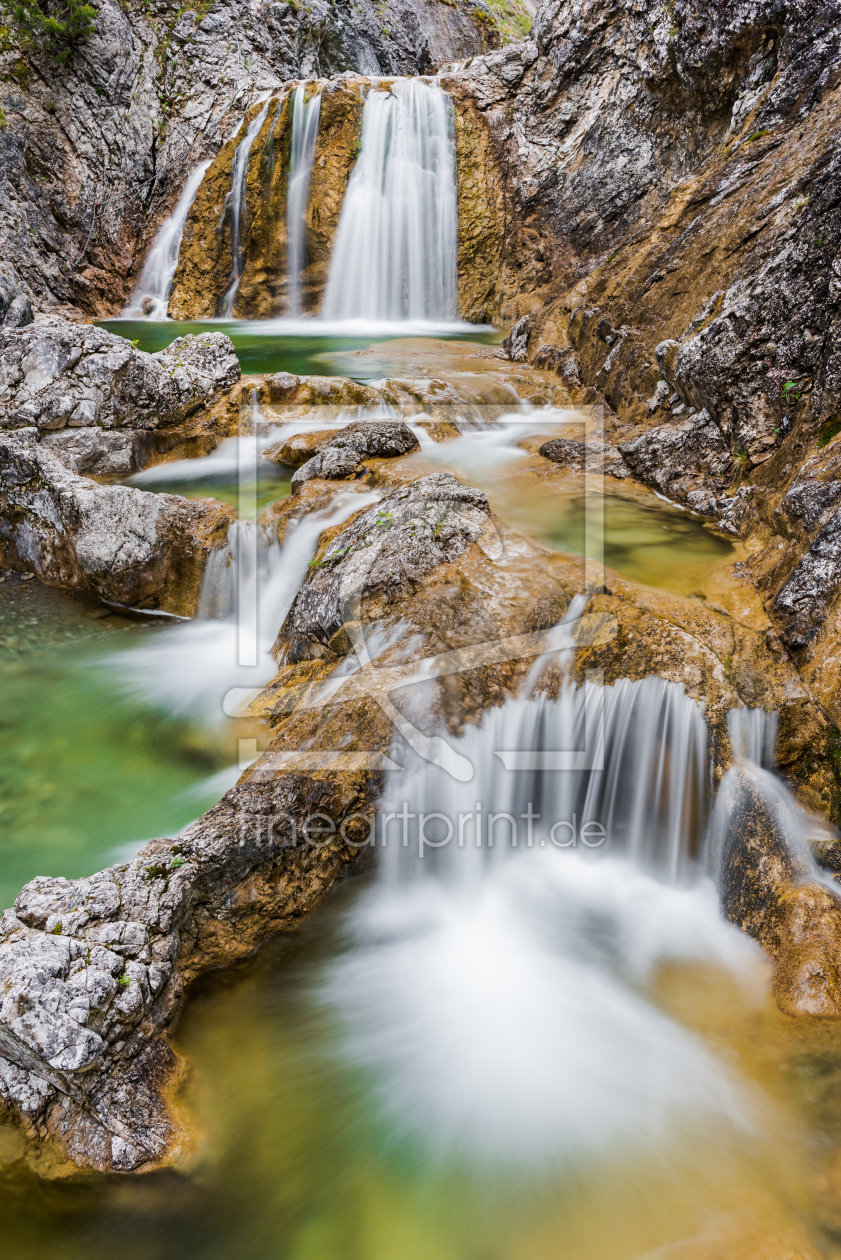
xmin=288 ymin=420 xmax=420 ymax=488
xmin=0 ymin=0 xmax=500 ymax=319
xmin=0 ymin=322 xmax=240 ymax=434
xmin=0 ymin=427 xmax=232 ymax=616
xmin=538 ymin=437 xmax=629 ymax=480
xmin=278 ymin=471 xmax=493 ymax=658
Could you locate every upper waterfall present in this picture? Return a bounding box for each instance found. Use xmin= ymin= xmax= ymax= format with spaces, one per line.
xmin=221 ymin=100 xmax=272 ymax=318
xmin=287 ymin=84 xmax=322 ymax=318
xmin=321 ymin=79 xmax=458 ymax=322
xmin=124 ymin=160 xmax=211 ymax=318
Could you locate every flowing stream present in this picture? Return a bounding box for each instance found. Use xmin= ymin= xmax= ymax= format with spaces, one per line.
xmin=5 ymin=70 xmax=841 ymax=1260
xmin=222 ymin=100 xmax=272 ymax=317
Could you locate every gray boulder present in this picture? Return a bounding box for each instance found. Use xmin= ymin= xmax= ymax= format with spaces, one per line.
xmin=0 ymin=322 xmax=240 ymax=434
xmin=290 ymin=419 xmax=420 ymax=489
xmin=0 ymin=427 xmax=232 ymax=616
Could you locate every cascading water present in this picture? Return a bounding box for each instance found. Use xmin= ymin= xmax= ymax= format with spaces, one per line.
xmin=321 ymin=79 xmax=458 ymax=322
xmin=707 ymin=705 xmax=837 ymax=894
xmin=321 ymin=678 xmax=764 ymax=1168
xmin=114 ymin=491 xmax=377 ymax=723
xmin=124 ymin=160 xmax=212 ymax=318
xmin=221 ymin=100 xmax=272 ymax=318
xmin=286 ymin=84 xmax=322 ymax=317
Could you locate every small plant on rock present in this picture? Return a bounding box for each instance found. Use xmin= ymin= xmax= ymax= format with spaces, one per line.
xmin=0 ymin=0 xmax=98 ymax=63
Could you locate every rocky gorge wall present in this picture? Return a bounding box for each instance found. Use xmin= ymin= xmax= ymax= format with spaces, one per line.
xmin=440 ymin=0 xmax=841 ymax=730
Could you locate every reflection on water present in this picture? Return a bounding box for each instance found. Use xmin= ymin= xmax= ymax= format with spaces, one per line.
xmin=97 ymin=320 xmax=500 ymax=380
xmin=399 ymin=417 xmax=736 ymax=595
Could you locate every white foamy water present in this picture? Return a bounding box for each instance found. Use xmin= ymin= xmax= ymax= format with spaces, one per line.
xmin=124 ymin=160 xmax=212 ymax=319
xmin=408 ymin=409 xmax=577 ymax=478
xmin=707 ymin=705 xmax=839 ymax=891
xmin=221 ymin=100 xmax=272 ymax=317
xmin=287 ymin=84 xmax=322 ymax=317
xmin=130 ymin=430 xmax=283 ymax=487
xmin=114 ymin=492 xmax=376 ymax=723
xmin=322 ymin=681 xmax=765 ymax=1167
xmin=322 ymin=79 xmax=458 ymax=321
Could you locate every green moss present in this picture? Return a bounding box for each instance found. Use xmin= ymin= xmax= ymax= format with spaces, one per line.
xmin=818 ymin=416 xmax=841 ymax=449
xmin=746 ymin=129 xmax=771 ymax=142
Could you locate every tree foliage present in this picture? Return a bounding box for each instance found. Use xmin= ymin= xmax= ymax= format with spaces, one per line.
xmin=0 ymin=0 xmax=97 ymax=62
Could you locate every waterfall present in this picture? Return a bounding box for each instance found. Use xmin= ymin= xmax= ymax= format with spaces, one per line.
xmin=221 ymin=100 xmax=272 ymax=318
xmin=286 ymin=84 xmax=322 ymax=317
xmin=706 ymin=706 xmax=836 ymax=896
xmin=124 ymin=160 xmax=212 ymax=318
xmin=114 ymin=491 xmax=377 ymax=723
xmin=321 ymin=677 xmax=761 ymax=1168
xmin=321 ymin=79 xmax=458 ymax=322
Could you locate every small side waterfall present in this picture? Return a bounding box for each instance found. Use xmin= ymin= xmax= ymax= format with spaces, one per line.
xmin=124 ymin=160 xmax=211 ymax=318
xmin=221 ymin=100 xmax=272 ymax=318
xmin=286 ymin=84 xmax=322 ymax=317
xmin=321 ymin=79 xmax=458 ymax=322
xmin=707 ymin=707 xmax=836 ymax=898
xmin=115 ymin=492 xmax=376 ymax=723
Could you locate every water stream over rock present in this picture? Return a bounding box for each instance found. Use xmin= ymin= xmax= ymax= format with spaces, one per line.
xmin=286 ymin=85 xmax=323 ymax=318
xmin=123 ymin=161 xmax=212 ymax=320
xmin=322 ymin=79 xmax=458 ymax=321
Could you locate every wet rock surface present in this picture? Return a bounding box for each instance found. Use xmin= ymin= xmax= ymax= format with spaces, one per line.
xmin=288 ymin=420 xmax=420 ymax=488
xmin=3 ymin=460 xmax=833 ymax=1171
xmin=441 ymin=0 xmax=841 ymax=731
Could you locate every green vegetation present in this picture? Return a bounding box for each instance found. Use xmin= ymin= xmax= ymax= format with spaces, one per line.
xmin=818 ymin=415 xmax=841 ymax=449
xmin=0 ymin=106 xmax=6 ymax=128
xmin=0 ymin=0 xmax=97 ymax=63
xmin=473 ymin=0 xmax=531 ymax=43
xmin=745 ymin=129 xmax=771 ymax=142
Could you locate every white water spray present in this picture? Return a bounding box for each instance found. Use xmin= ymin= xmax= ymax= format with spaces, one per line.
xmin=286 ymin=84 xmax=322 ymax=317
xmin=124 ymin=160 xmax=212 ymax=318
xmin=221 ymin=100 xmax=272 ymax=317
xmin=322 ymin=79 xmax=457 ymax=321
xmin=322 ymin=679 xmax=764 ymax=1168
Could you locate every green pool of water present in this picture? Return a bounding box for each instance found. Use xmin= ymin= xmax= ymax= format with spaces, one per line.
xmin=129 ymin=464 xmax=293 ymax=513
xmin=98 ymin=320 xmax=500 ymax=380
xmin=0 ymin=577 xmax=237 ymax=912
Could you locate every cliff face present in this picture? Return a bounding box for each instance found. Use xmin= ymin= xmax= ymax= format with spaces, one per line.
xmin=168 ymin=79 xmax=367 ymax=319
xmin=0 ymin=0 xmax=504 ymax=319
xmin=445 ymin=0 xmax=841 ymax=723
